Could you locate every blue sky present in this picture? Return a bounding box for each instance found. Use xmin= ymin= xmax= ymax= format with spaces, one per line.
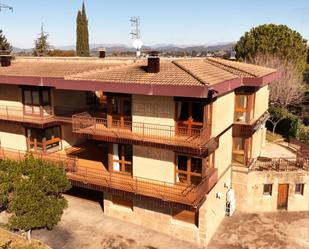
xmin=0 ymin=0 xmax=308 ymax=48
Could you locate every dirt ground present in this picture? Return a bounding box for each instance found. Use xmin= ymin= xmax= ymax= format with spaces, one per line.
xmin=2 ymin=189 xmax=307 ymax=249
xmin=208 ymin=211 xmax=309 ymax=249
xmin=31 ymin=191 xmax=200 ymax=249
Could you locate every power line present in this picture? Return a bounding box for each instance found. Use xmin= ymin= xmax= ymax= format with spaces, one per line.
xmin=0 ymin=3 xmax=13 ymax=12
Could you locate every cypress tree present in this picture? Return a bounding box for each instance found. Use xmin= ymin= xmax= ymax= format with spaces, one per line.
xmin=76 ymin=10 xmax=82 ymax=56
xmin=81 ymin=2 xmax=89 ymax=56
xmin=76 ymin=2 xmax=89 ymax=57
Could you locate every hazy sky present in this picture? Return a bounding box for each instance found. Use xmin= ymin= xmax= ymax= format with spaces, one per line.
xmin=0 ymin=0 xmax=308 ymax=48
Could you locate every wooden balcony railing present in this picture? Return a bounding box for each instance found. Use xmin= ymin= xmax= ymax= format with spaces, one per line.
xmin=248 ymin=157 xmax=309 ymax=172
xmin=0 ymin=105 xmax=54 ymax=123
xmin=0 ymin=105 xmax=93 ymax=125
xmin=0 ymin=147 xmax=77 ymax=171
xmin=72 ymin=112 xmax=212 ymax=150
xmin=67 ymin=166 xmax=218 ymax=207
xmin=0 ymin=147 xmax=218 ymax=208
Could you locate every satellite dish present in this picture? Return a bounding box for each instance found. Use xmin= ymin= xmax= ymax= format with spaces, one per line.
xmin=133 ymin=39 xmax=143 ymax=50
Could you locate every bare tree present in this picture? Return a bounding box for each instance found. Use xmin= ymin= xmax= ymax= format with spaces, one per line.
xmin=251 ymin=54 xmax=305 ymax=108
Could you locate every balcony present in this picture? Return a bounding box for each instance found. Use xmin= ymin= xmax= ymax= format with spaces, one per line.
xmin=0 ymin=105 xmax=90 ymax=127
xmin=0 ymin=147 xmax=218 ymax=208
xmin=233 ymin=111 xmax=270 ymax=138
xmin=72 ymin=112 xmax=216 ymax=156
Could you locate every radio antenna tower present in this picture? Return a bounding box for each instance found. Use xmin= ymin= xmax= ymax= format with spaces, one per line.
xmin=0 ymin=3 xmax=13 ymax=11
xmin=130 ymin=16 xmax=143 ymax=57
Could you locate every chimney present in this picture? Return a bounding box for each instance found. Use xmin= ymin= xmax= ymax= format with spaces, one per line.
xmin=98 ymin=48 xmax=106 ymax=59
xmin=0 ymin=55 xmax=12 ymax=67
xmin=147 ymin=51 xmax=160 ymax=73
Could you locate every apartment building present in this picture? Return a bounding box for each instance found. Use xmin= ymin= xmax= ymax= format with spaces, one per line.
xmin=0 ymin=55 xmax=306 ymax=246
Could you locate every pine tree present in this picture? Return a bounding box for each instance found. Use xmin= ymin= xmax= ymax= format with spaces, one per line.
xmin=33 ymin=24 xmax=50 ymax=57
xmin=0 ymin=30 xmax=12 ymax=54
xmin=76 ymin=2 xmax=89 ymax=57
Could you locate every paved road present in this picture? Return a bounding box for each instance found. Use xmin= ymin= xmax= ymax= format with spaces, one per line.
xmin=32 ymin=193 xmax=201 ymax=249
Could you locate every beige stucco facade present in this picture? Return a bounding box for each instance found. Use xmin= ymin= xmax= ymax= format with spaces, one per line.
xmin=53 ymin=89 xmax=89 ymax=108
xmin=212 ymin=92 xmax=234 ymax=137
xmin=254 ymin=85 xmax=269 ymax=119
xmin=132 ymin=95 xmax=175 ymax=137
xmin=251 ymin=126 xmax=267 ymax=158
xmin=0 ymin=123 xmax=27 ymax=151
xmin=133 ymin=146 xmax=175 ymax=183
xmin=0 ymin=84 xmax=23 ymax=107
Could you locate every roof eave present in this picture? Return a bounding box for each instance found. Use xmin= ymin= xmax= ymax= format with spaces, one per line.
xmin=243 ymin=71 xmax=281 ymax=86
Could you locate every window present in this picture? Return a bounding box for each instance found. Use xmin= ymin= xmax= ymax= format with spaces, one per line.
xmin=110 ymin=96 xmax=131 ymax=117
xmin=263 ymin=184 xmax=273 ymax=196
xmin=295 ymin=184 xmax=304 ymax=195
xmin=86 ymin=91 xmax=97 ymax=105
xmin=176 ymin=101 xmax=204 ymax=124
xmin=42 ymin=90 xmax=50 ymax=105
xmin=112 ymin=144 xmax=132 ymax=175
xmin=22 ymin=88 xmax=51 ymax=116
xmin=232 ymin=137 xmax=246 ymax=164
xmin=176 ymin=155 xmax=202 ymax=185
xmin=26 ymin=126 xmax=61 ymax=153
xmin=234 ymin=95 xmax=247 ymax=122
xmin=176 ymin=101 xmax=205 ymax=136
xmin=172 ymin=209 xmax=198 ymax=226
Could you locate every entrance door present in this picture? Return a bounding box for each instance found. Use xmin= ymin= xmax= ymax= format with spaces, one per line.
xmin=277 ymin=184 xmax=289 ymax=210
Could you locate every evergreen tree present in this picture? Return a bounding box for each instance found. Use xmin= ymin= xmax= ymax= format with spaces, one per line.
xmin=76 ymin=2 xmax=89 ymax=57
xmin=76 ymin=10 xmax=82 ymax=56
xmin=0 ymin=156 xmax=71 ymax=242
xmin=0 ymin=30 xmax=12 ymax=53
xmin=235 ymin=24 xmax=308 ymax=72
xmin=33 ymin=25 xmax=50 ymax=57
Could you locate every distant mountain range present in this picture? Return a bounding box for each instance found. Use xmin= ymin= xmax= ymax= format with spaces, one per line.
xmin=13 ymin=42 xmax=235 ymax=54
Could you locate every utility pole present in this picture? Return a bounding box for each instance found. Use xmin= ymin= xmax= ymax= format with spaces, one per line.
xmin=0 ymin=3 xmax=13 ymax=11
xmin=130 ymin=16 xmax=142 ymax=57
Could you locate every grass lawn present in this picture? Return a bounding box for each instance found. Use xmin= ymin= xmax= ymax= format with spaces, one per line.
xmin=266 ymin=130 xmax=284 ymax=142
xmin=0 ymin=228 xmax=48 ymax=249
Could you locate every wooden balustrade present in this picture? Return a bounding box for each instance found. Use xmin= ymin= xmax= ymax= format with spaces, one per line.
xmin=0 ymin=147 xmax=217 ymax=207
xmin=0 ymin=105 xmax=94 ymax=125
xmin=72 ymin=112 xmax=211 ymax=149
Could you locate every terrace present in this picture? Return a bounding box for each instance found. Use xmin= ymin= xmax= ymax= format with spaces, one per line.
xmin=247 ymin=140 xmax=309 ymax=172
xmin=0 ymin=105 xmax=91 ymax=127
xmin=72 ymin=112 xmax=216 ymax=156
xmin=0 ymin=146 xmax=218 ymax=209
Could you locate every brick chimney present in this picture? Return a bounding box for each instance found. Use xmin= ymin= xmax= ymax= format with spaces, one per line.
xmin=0 ymin=55 xmax=12 ymax=67
xmin=98 ymin=48 xmax=106 ymax=59
xmin=147 ymin=51 xmax=160 ymax=73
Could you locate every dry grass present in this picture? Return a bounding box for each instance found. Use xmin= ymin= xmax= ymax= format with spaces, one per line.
xmin=0 ymin=228 xmax=48 ymax=249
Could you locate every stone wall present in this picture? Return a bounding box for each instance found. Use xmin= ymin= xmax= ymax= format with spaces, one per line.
xmin=103 ymin=193 xmax=201 ymax=244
